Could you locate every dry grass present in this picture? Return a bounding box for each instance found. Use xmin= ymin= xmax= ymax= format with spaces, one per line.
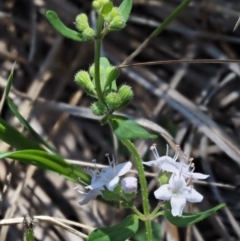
xmin=0 ymin=0 xmax=240 ymax=240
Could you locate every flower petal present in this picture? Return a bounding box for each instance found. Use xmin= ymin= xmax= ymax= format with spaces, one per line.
xmin=186 ymin=172 xmax=209 ymax=180
xmin=161 ymin=161 xmax=179 ymax=173
xmin=106 ymin=176 xmax=119 ymax=191
xmin=185 ymin=188 xmax=203 ymax=203
xmin=79 ymin=188 xmax=102 ymax=205
xmin=143 ymin=160 xmax=162 ymax=167
xmin=154 ymin=185 xmax=171 ymax=200
xmin=86 ymin=178 xmax=107 ymax=189
xmin=114 ymin=161 xmax=132 ymax=176
xmin=170 ymin=196 xmax=186 ymax=216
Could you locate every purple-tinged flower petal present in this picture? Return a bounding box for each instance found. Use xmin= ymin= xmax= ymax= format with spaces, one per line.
xmin=154 ymin=185 xmax=171 ymax=200
xmin=170 ymin=196 xmax=186 ymax=216
xmin=79 ymin=188 xmax=103 ymax=205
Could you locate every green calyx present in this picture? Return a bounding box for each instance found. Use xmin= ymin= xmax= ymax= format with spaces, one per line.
xmin=105 ymin=92 xmax=121 ymax=109
xmin=75 ymin=14 xmax=89 ymax=31
xmin=75 ymin=14 xmax=95 ymax=41
xmin=104 ymin=7 xmax=125 ymax=31
xmin=118 ymin=85 xmax=133 ymax=102
xmin=74 ymin=71 xmax=96 ymax=96
xmin=91 ymin=101 xmax=108 ymax=116
xmin=82 ymin=28 xmax=95 ymax=41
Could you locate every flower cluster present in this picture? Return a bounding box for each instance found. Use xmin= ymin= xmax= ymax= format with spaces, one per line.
xmin=143 ymin=144 xmax=209 ymax=217
xmin=77 ymin=154 xmax=133 ymax=205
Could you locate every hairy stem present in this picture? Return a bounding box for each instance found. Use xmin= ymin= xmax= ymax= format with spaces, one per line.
xmin=120 ymin=139 xmax=153 ymax=241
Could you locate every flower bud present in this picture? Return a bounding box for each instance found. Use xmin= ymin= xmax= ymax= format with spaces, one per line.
xmin=92 ymin=0 xmax=109 ymax=10
xmin=75 ymin=71 xmax=94 ymax=93
xmin=91 ymin=101 xmax=108 ymax=116
xmin=109 ymin=16 xmax=125 ymax=31
xmin=104 ymin=7 xmax=119 ymax=23
xmin=105 ymin=92 xmax=121 ymax=109
xmin=118 ymin=85 xmax=133 ymax=103
xmin=104 ymin=66 xmax=119 ymax=90
xmin=121 ymin=177 xmax=138 ymax=193
xmin=82 ymin=28 xmax=95 ymax=41
xmin=75 ymin=14 xmax=89 ymax=32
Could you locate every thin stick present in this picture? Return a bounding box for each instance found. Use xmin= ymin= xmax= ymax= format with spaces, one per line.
xmin=118 ymin=59 xmax=240 ymax=69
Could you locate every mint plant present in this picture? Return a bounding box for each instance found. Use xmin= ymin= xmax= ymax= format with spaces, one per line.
xmin=0 ymin=0 xmax=226 ymax=241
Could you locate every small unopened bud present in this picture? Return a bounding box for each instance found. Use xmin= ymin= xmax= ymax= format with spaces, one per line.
xmin=104 ymin=7 xmax=119 ymax=23
xmin=109 ymin=16 xmax=125 ymax=31
xmin=121 ymin=177 xmax=138 ymax=193
xmin=82 ymin=28 xmax=95 ymax=41
xmin=118 ymin=85 xmax=133 ymax=102
xmin=91 ymin=101 xmax=108 ymax=116
xmin=105 ymin=92 xmax=121 ymax=109
xmin=104 ymin=66 xmax=120 ymax=90
xmin=75 ymin=14 xmax=89 ymax=32
xmin=75 ymin=71 xmax=94 ymax=92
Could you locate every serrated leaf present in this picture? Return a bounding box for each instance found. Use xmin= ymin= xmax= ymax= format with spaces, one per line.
xmin=164 ymin=203 xmax=226 ymax=227
xmin=119 ymin=0 xmax=133 ymax=23
xmin=0 ymin=117 xmax=42 ymax=150
xmin=46 ymin=10 xmax=84 ymax=41
xmin=101 ymin=2 xmax=113 ymax=16
xmin=109 ymin=115 xmax=157 ymax=139
xmin=7 ymin=98 xmax=58 ymax=154
xmin=87 ymin=215 xmax=139 ymax=241
xmin=0 ymin=150 xmax=90 ymax=183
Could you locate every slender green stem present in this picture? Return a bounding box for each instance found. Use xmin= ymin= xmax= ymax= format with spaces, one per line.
xmin=150 ymin=202 xmax=163 ymax=218
xmin=94 ymin=15 xmax=105 ymax=103
xmin=131 ymin=205 xmax=145 ymax=220
xmin=120 ymin=139 xmax=153 ymax=241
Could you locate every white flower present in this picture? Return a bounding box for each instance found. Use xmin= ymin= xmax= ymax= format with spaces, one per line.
xmin=144 ymin=144 xmax=209 ymax=180
xmin=121 ymin=177 xmax=138 ymax=193
xmin=161 ymin=152 xmax=209 ymax=180
xmin=86 ymin=154 xmax=132 ymax=191
xmin=154 ymin=171 xmax=203 ymax=216
xmin=143 ymin=144 xmax=179 ymax=171
xmin=78 ymin=154 xmax=132 ymax=205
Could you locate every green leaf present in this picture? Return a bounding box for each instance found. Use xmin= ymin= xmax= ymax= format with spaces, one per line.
xmin=99 ymin=57 xmax=117 ymax=91
xmin=87 ymin=215 xmax=139 ymax=241
xmin=46 ymin=10 xmax=84 ymax=41
xmin=0 ymin=150 xmax=90 ymax=183
xmin=109 ymin=115 xmax=157 ymax=139
xmin=164 ymin=203 xmax=226 ymax=227
xmin=7 ymin=98 xmax=58 ymax=154
xmin=119 ymin=0 xmax=133 ymax=23
xmin=102 ymin=188 xmax=122 ymax=202
xmin=101 ymin=2 xmax=113 ymax=16
xmin=0 ymin=117 xmax=42 ymax=150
